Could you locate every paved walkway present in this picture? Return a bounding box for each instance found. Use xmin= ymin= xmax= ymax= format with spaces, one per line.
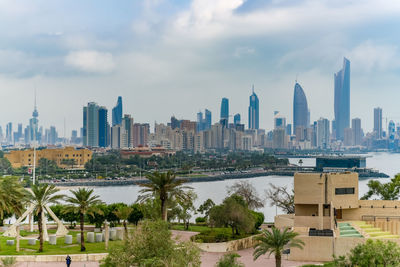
xmin=16 ymin=263 xmax=99 ymax=267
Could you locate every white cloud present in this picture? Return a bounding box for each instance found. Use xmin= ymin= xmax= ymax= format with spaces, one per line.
xmin=170 ymin=0 xmax=400 ymax=40
xmin=349 ymin=41 xmax=399 ymax=72
xmin=64 ymin=50 xmax=115 ymax=73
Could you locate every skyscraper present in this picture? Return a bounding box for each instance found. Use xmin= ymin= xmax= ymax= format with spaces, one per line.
xmin=334 ymin=57 xmax=350 ymax=140
xmin=317 ymin=118 xmax=330 ymax=149
xmin=204 ymin=109 xmax=212 ymax=130
xmin=374 ymin=107 xmax=383 ymax=139
xmin=220 ymin=98 xmax=229 ymax=127
xmin=293 ymin=82 xmax=309 ymax=133
xmin=197 ymin=111 xmax=204 ymax=132
xmin=6 ymin=122 xmax=12 ymax=143
xmin=85 ymin=102 xmax=100 ymax=147
xmin=248 ymin=86 xmax=259 ymax=129
xmin=352 ymin=118 xmax=362 ymax=146
xmin=234 ymin=113 xmax=241 ymax=125
xmin=112 ymin=96 xmax=123 ymax=126
xmin=389 ymin=120 xmax=395 ymax=141
xmin=98 ymin=106 xmax=109 ymax=147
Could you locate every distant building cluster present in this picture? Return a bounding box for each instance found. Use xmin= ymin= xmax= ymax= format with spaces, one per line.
xmin=0 ymin=57 xmax=398 ymax=152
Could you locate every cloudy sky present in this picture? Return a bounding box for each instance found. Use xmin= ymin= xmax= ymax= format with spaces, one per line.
xmin=1 ymin=0 xmax=400 ymax=136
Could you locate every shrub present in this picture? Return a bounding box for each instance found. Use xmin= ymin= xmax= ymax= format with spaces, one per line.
xmin=216 ymin=253 xmax=244 ymax=267
xmin=250 ymin=210 xmax=265 ymax=230
xmin=195 ymin=217 xmax=206 ymax=224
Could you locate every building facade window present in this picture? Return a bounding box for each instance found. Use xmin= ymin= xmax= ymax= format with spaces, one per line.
xmin=335 ymin=187 xmax=355 ymax=195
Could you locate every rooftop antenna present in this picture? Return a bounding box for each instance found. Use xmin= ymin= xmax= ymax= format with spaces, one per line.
xmin=252 ymin=84 xmax=254 ymax=93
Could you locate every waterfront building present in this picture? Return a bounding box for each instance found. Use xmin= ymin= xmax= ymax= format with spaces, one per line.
xmin=112 ymin=96 xmax=123 ymax=126
xmin=5 ymin=147 xmax=92 ymax=169
xmin=317 ymin=118 xmax=330 ymax=149
xmin=374 ymin=107 xmax=383 ymax=139
xmin=220 ymin=98 xmax=229 ymax=127
xmin=293 ymin=82 xmax=309 ymax=139
xmin=334 ymin=57 xmax=351 ymax=140
xmin=351 ymin=118 xmax=362 ymax=146
xmin=248 ymin=86 xmax=259 ymax=130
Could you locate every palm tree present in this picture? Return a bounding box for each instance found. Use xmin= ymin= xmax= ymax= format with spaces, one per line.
xmin=138 ymin=171 xmax=191 ymax=221
xmin=253 ymin=227 xmax=304 ymax=267
xmin=0 ymin=176 xmax=27 ymax=220
xmin=26 ymin=183 xmax=64 ymax=252
xmin=113 ymin=206 xmax=132 ymax=234
xmin=63 ymin=188 xmax=103 ymax=251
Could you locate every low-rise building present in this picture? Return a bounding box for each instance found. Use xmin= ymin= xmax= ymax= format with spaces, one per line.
xmin=5 ymin=146 xmax=92 ymax=169
xmin=275 ymin=172 xmax=400 ymax=262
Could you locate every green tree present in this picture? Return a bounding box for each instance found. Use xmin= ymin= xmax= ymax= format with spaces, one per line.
xmin=114 ymin=206 xmax=133 ymax=234
xmin=106 ymin=203 xmax=127 ymax=226
xmin=87 ymin=204 xmax=108 ymax=228
xmin=253 ymin=227 xmax=304 ymax=267
xmin=26 ymin=183 xmax=64 ymax=252
xmin=209 ymin=195 xmax=255 ymax=236
xmin=138 ymin=171 xmax=191 ymax=221
xmin=101 ymin=220 xmax=201 ymax=267
xmin=197 ymin=198 xmax=215 ymax=221
xmin=0 ymin=177 xmax=26 ymax=231
xmin=216 ymin=253 xmax=244 ymax=267
xmin=63 ymin=188 xmax=103 ymax=251
xmin=361 ymin=175 xmax=400 ymax=200
xmin=38 ymin=158 xmax=58 ymax=175
xmin=127 ymin=203 xmax=144 ymax=226
xmin=176 ymin=190 xmax=197 ymax=230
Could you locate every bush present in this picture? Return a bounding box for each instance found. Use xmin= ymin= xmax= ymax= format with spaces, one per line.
xmin=214 ymin=233 xmax=229 ymax=242
xmin=195 ymin=217 xmax=206 ymax=224
xmin=250 ymin=210 xmax=265 ymax=230
xmin=216 ymin=253 xmax=244 ymax=267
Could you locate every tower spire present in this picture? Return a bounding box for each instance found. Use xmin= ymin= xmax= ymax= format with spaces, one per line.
xmin=252 ymin=84 xmax=254 ymax=93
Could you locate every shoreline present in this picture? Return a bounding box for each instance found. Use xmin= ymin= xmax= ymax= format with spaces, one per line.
xmin=48 ymin=169 xmax=389 ymax=188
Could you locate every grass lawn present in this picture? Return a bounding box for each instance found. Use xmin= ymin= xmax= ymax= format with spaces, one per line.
xmin=171 ymin=224 xmax=257 ymax=243
xmin=0 ymin=230 xmax=123 ymax=255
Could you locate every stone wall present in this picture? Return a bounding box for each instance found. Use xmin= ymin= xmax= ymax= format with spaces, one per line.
xmin=196 ymin=235 xmax=259 ymax=252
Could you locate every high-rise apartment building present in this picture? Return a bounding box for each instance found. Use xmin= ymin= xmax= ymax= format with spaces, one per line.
xmin=317 ymin=118 xmax=330 ymax=149
xmin=112 ymin=96 xmax=123 ymax=126
xmin=293 ymin=82 xmax=309 ymax=137
xmin=351 ymin=118 xmax=362 ymax=146
xmin=220 ymin=98 xmax=229 ymax=127
xmin=374 ymin=107 xmax=383 ymax=139
xmin=248 ymin=87 xmax=259 ymax=130
xmin=334 ymin=57 xmax=350 ymax=140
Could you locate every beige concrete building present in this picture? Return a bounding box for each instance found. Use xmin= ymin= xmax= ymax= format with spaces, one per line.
xmin=5 ymin=147 xmax=92 ymax=169
xmin=276 ymin=172 xmax=400 ymax=262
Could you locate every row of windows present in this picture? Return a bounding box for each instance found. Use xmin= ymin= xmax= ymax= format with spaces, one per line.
xmin=26 ymin=153 xmax=89 ymax=157
xmin=335 ymin=187 xmax=355 ymax=195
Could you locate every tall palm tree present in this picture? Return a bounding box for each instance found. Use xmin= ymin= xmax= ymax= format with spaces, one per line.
xmin=253 ymin=227 xmax=305 ymax=267
xmin=63 ymin=188 xmax=103 ymax=251
xmin=27 ymin=183 xmax=64 ymax=252
xmin=114 ymin=206 xmax=132 ymax=234
xmin=138 ymin=171 xmax=191 ymax=221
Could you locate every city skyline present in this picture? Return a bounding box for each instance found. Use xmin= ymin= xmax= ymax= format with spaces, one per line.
xmin=1 ymin=1 xmax=400 ymax=133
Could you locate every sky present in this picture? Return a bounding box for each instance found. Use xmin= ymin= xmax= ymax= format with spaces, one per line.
xmin=1 ymin=0 xmax=400 ymax=137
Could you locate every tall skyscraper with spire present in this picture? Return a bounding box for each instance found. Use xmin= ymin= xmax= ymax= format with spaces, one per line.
xmin=112 ymin=96 xmax=123 ymax=126
xmin=248 ymin=85 xmax=259 ymax=129
xmin=29 ymin=90 xmax=39 ymax=143
xmin=293 ymin=82 xmax=309 ymax=132
xmin=334 ymin=57 xmax=350 ymax=140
